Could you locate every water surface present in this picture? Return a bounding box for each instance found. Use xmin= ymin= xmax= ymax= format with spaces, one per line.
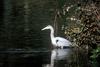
xmin=0 ymin=47 xmax=89 ymax=67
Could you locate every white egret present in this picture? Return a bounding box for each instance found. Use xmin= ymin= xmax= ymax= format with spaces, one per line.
xmin=42 ymin=25 xmax=72 ymax=48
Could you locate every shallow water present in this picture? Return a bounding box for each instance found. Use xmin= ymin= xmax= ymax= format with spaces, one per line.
xmin=0 ymin=47 xmax=89 ymax=67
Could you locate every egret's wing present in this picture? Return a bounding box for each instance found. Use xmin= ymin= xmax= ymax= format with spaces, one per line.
xmin=55 ymin=37 xmax=71 ymax=46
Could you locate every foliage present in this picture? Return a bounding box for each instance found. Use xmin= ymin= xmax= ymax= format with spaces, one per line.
xmin=76 ymin=2 xmax=100 ymax=49
xmin=55 ymin=0 xmax=100 ymax=66
xmin=91 ymin=47 xmax=100 ymax=59
xmin=54 ymin=0 xmax=82 ymax=42
xmin=55 ymin=0 xmax=100 ymax=49
xmin=90 ymin=47 xmax=100 ymax=67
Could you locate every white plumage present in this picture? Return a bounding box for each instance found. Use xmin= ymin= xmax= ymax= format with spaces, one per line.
xmin=42 ymin=25 xmax=71 ymax=48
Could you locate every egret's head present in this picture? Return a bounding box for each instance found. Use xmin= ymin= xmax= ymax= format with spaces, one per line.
xmin=42 ymin=25 xmax=52 ymax=30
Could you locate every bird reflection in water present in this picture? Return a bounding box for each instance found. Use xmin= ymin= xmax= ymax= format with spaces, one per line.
xmin=43 ymin=48 xmax=72 ymax=67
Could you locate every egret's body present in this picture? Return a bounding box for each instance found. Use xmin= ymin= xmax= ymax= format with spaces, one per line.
xmin=42 ymin=25 xmax=71 ymax=48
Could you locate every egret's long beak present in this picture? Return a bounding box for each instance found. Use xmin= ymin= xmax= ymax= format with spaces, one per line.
xmin=41 ymin=27 xmax=46 ymax=31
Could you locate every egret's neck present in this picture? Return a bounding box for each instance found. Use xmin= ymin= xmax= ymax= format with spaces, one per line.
xmin=50 ymin=27 xmax=55 ymax=39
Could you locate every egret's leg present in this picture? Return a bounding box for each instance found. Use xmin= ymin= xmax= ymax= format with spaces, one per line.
xmin=56 ymin=46 xmax=61 ymax=49
xmin=61 ymin=46 xmax=63 ymax=49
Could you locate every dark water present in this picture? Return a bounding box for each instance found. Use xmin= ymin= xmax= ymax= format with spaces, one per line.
xmin=0 ymin=47 xmax=89 ymax=67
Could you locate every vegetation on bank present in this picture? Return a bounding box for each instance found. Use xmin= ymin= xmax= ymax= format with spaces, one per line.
xmin=55 ymin=0 xmax=100 ymax=66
